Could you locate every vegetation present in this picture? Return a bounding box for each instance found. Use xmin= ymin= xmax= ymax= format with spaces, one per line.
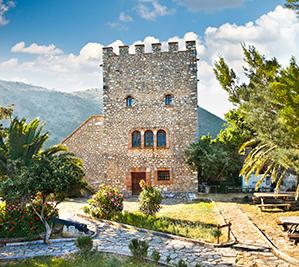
xmin=0 ymin=117 xmax=68 ymax=180
xmin=128 ymin=238 xmax=149 ymax=260
xmin=214 ymin=45 xmax=299 ymax=197
xmin=186 ymin=109 xmax=252 ymax=186
xmin=84 ymin=184 xmax=124 ymax=220
xmin=0 ymin=107 xmax=85 ymax=243
xmin=114 ymin=201 xmax=225 ymax=243
xmin=4 ymin=253 xmax=159 ymax=267
xmin=150 ymin=249 xmax=160 ymax=264
xmin=0 ymin=197 xmax=57 ymax=239
xmin=75 ymin=236 xmax=94 ymax=256
xmin=138 ymin=181 xmax=162 ymax=216
xmin=285 ymin=0 xmax=299 ymax=13
xmin=176 ymin=259 xmax=188 ymax=267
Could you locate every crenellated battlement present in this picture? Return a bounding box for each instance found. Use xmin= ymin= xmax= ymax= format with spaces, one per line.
xmin=103 ymin=40 xmax=196 ymax=59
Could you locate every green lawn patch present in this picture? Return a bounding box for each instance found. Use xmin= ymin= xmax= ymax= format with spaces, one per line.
xmin=118 ymin=201 xmax=225 ymax=243
xmin=3 ymin=253 xmax=158 ymax=267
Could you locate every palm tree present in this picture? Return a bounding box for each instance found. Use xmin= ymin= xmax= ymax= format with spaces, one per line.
xmin=240 ymin=140 xmax=298 ymax=199
xmin=0 ymin=117 xmax=67 ymax=180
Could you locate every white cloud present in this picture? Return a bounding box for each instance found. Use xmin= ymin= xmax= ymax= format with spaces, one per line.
xmin=135 ymin=0 xmax=175 ymax=21
xmin=0 ymin=6 xmax=298 ymax=118
xmin=0 ymin=0 xmax=14 ymax=25
xmin=106 ymin=12 xmax=133 ymax=30
xmin=11 ymin=42 xmax=63 ymax=55
xmin=175 ymin=0 xmax=244 ymax=11
xmin=106 ymin=21 xmax=128 ymax=30
xmin=119 ymin=12 xmax=133 ymax=22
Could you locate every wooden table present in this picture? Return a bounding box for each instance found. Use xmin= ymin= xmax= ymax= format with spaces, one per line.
xmin=253 ymin=192 xmax=296 ymax=211
xmin=278 ymin=216 xmax=299 ymax=244
xmin=253 ymin=192 xmax=295 ymax=203
xmin=254 ymin=192 xmax=295 ymax=200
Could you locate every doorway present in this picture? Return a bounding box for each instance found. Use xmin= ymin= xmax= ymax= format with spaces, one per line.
xmin=131 ymin=172 xmax=146 ymax=195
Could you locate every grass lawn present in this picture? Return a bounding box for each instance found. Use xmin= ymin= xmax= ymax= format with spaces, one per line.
xmin=121 ymin=199 xmax=227 ymax=243
xmin=240 ymin=203 xmax=299 ymax=260
xmin=3 ymin=253 xmax=158 ymax=267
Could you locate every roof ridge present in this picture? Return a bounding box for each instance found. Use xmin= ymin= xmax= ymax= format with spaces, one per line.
xmin=61 ymin=115 xmax=104 ymax=144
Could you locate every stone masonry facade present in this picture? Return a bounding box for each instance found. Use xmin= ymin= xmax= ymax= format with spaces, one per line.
xmin=63 ymin=41 xmax=198 ymax=195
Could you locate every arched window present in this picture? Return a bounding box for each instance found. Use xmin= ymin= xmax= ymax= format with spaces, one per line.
xmin=157 ymin=130 xmax=167 ymax=147
xmin=126 ymin=95 xmax=133 ymax=107
xmin=144 ymin=130 xmax=154 ymax=147
xmin=132 ymin=130 xmax=141 ymax=148
xmin=165 ymin=94 xmax=173 ymax=106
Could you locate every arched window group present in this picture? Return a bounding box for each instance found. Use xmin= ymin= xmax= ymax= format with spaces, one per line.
xmin=130 ymin=129 xmax=167 ymax=149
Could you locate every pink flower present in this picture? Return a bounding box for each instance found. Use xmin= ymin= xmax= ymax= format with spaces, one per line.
xmin=111 ymin=198 xmax=115 ymax=202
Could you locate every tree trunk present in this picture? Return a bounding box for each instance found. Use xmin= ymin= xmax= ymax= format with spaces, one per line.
xmin=43 ymin=219 xmax=52 ymax=244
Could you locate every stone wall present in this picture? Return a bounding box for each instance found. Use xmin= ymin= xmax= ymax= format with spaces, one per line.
xmin=62 ymin=115 xmax=107 ymax=187
xmin=63 ymin=41 xmax=198 ymax=195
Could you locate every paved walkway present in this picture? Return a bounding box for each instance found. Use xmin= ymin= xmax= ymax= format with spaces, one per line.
xmin=0 ymin=199 xmax=296 ymax=267
xmin=216 ymin=202 xmax=293 ymax=267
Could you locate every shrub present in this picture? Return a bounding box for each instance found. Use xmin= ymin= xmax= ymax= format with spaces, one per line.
xmin=0 ymin=197 xmax=58 ymax=239
xmin=166 ymin=255 xmax=171 ymax=263
xmin=138 ymin=181 xmax=162 ymax=216
xmin=75 ymin=236 xmax=93 ymax=255
xmin=151 ymin=249 xmax=160 ymax=264
xmin=128 ymin=238 xmax=149 ymax=260
xmin=85 ymin=184 xmax=124 ymax=220
xmin=176 ymin=259 xmax=188 ymax=267
xmin=211 ymin=228 xmax=222 ymax=242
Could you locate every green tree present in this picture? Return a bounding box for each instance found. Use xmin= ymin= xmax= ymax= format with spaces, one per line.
xmin=0 ymin=152 xmax=85 ymax=243
xmin=214 ymin=45 xmax=299 ymax=197
xmin=0 ymin=117 xmax=67 ymax=180
xmin=285 ymin=0 xmax=299 ymax=13
xmin=185 ymin=134 xmax=243 ymax=186
xmin=0 ymin=111 xmax=86 ymax=242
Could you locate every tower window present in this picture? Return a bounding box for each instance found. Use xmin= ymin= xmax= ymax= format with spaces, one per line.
xmin=144 ymin=130 xmax=154 ymax=147
xmin=126 ymin=95 xmax=133 ymax=107
xmin=157 ymin=129 xmax=167 ymax=147
xmin=157 ymin=170 xmax=170 ymax=181
xmin=132 ymin=130 xmax=141 ymax=148
xmin=165 ymin=94 xmax=173 ymax=106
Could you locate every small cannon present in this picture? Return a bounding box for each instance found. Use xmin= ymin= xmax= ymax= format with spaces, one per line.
xmin=52 ymin=217 xmax=89 ymax=233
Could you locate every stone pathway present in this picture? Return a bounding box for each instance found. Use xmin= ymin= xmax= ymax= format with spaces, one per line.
xmin=216 ymin=202 xmax=294 ymax=267
xmin=0 ymin=199 xmax=296 ymax=267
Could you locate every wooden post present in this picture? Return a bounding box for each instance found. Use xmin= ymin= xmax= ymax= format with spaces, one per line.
xmin=228 ymin=222 xmax=231 ymax=241
xmin=217 ymin=224 xmax=220 ymax=244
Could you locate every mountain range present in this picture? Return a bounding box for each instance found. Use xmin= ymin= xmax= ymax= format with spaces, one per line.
xmin=0 ymin=80 xmax=224 ymax=146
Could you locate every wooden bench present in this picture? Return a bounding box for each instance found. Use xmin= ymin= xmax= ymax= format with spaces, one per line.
xmin=257 ymin=203 xmax=291 ymax=211
xmin=288 ymin=233 xmax=299 ymax=244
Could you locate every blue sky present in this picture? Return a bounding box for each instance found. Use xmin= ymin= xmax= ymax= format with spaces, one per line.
xmin=1 ymin=0 xmax=285 ymax=57
xmin=0 ymin=0 xmax=298 ymax=117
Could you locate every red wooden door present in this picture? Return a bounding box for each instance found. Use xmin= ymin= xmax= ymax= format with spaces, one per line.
xmin=131 ymin=172 xmax=146 ymax=195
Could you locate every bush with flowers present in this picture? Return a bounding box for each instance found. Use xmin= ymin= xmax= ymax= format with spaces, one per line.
xmin=0 ymin=195 xmax=58 ymax=239
xmin=84 ymin=184 xmax=124 ymax=220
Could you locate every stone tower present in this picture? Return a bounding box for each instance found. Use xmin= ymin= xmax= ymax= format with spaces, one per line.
xmin=63 ymin=41 xmax=198 ymax=195
xmin=101 ymin=41 xmax=198 ymax=195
